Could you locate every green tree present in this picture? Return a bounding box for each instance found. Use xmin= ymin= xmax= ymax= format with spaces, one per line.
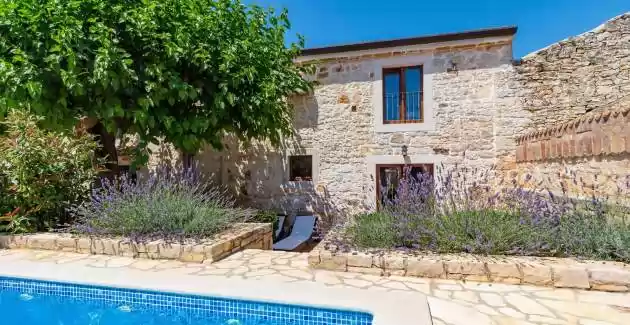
xmin=0 ymin=0 xmax=312 ymax=170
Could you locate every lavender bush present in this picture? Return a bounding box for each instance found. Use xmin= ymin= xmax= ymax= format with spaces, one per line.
xmin=347 ymin=165 xmax=630 ymax=262
xmin=70 ymin=166 xmax=254 ymax=242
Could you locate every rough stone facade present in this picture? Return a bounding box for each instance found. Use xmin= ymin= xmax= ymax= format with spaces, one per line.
xmin=190 ymin=13 xmax=629 ymax=223
xmin=508 ymin=13 xmax=630 ymax=198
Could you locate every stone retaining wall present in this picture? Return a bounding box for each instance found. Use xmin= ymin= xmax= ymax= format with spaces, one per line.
xmin=308 ymin=248 xmax=630 ymax=292
xmin=0 ymin=223 xmax=272 ymax=263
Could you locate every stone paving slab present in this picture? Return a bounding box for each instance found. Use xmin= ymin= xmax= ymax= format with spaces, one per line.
xmin=1 ymin=249 xmax=630 ymax=325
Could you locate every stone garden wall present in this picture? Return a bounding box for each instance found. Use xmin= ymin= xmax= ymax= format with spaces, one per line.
xmin=308 ymin=245 xmax=630 ymax=292
xmin=507 ymin=13 xmax=630 ymax=198
xmin=0 ymin=223 xmax=272 ymax=263
xmin=513 ymin=13 xmax=630 ymax=131
xmin=514 ymin=104 xmax=630 ymax=197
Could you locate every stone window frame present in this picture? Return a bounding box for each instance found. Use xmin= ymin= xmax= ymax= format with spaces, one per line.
xmin=284 ymin=148 xmax=319 ymax=184
xmin=372 ymin=54 xmax=436 ymax=133
xmin=288 ymin=155 xmax=313 ymax=181
xmin=382 ymin=65 xmax=424 ymax=124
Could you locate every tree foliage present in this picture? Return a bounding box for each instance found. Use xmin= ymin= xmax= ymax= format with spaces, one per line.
xmin=0 ymin=0 xmax=312 ymax=163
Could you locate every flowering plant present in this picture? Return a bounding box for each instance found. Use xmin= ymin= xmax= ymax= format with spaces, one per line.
xmin=0 ymin=110 xmax=101 ymax=232
xmin=346 ymin=165 xmax=630 ymax=262
xmin=70 ymin=165 xmax=254 ymax=242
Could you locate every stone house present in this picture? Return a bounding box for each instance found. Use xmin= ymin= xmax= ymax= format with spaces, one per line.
xmin=188 ymin=13 xmax=629 ymax=224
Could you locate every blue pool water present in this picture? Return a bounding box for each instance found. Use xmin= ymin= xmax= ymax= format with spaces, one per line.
xmin=0 ymin=276 xmax=372 ymax=325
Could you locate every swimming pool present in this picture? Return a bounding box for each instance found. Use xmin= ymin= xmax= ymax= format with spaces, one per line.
xmin=0 ymin=255 xmax=431 ymax=325
xmin=0 ymin=276 xmax=372 ymax=325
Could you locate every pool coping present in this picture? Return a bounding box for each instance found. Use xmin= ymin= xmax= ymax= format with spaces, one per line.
xmin=0 ymin=256 xmax=432 ymax=325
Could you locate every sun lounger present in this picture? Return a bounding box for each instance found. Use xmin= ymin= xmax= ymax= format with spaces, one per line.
xmin=272 ymin=215 xmax=316 ymax=251
xmin=275 ymin=215 xmax=286 ymax=240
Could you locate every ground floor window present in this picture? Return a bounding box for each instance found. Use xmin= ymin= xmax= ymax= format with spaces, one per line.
xmin=289 ymin=155 xmax=313 ymax=181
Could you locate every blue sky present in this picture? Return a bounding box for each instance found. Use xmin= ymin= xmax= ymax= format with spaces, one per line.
xmin=249 ymin=0 xmax=628 ymax=58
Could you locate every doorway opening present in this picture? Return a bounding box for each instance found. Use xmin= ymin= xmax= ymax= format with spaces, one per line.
xmin=376 ymin=164 xmax=434 ymax=206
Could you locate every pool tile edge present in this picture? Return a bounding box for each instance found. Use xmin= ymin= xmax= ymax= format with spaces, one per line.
xmin=0 ymin=257 xmax=432 ymax=325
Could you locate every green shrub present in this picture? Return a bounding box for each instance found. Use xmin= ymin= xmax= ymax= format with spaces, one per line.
xmin=430 ymin=210 xmax=553 ymax=255
xmin=0 ymin=176 xmax=11 ymax=216
xmin=553 ymin=214 xmax=630 ymax=261
xmin=345 ymin=208 xmax=630 ymax=262
xmin=0 ymin=111 xmax=101 ymax=232
xmin=70 ymin=167 xmax=255 ymax=242
xmin=248 ymin=210 xmax=280 ymax=240
xmin=338 ymin=165 xmax=630 ymax=263
xmin=347 ymin=212 xmax=398 ymax=249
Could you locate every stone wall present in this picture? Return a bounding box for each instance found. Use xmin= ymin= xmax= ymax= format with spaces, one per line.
xmin=507 ymin=13 xmax=630 ymax=199
xmin=513 ymin=13 xmax=630 ymax=130
xmin=308 ymin=247 xmax=630 ymax=292
xmin=513 ymin=104 xmax=630 ymax=198
xmin=0 ymin=223 xmax=272 ymax=263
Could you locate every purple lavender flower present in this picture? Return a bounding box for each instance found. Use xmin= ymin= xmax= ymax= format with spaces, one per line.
xmin=69 ymin=163 xmax=255 ymax=242
xmin=346 ymin=163 xmax=630 ymax=263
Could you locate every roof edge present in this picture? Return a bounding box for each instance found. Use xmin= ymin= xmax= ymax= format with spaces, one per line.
xmin=300 ymin=26 xmax=517 ymax=57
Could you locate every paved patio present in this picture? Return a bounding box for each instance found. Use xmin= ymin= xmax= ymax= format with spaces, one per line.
xmin=1 ymin=249 xmax=629 ymax=325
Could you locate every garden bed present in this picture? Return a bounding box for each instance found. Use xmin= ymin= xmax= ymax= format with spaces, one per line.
xmin=0 ymin=223 xmax=272 ymax=263
xmin=308 ymin=228 xmax=630 ymax=292
xmin=307 ymin=165 xmax=630 ymax=291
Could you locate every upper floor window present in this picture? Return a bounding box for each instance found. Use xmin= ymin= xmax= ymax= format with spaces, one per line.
xmin=383 ymin=66 xmax=423 ymax=124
